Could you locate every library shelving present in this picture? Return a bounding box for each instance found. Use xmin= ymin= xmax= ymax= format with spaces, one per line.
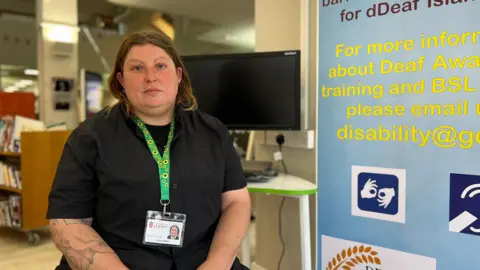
xmin=0 ymin=130 xmax=71 ymax=245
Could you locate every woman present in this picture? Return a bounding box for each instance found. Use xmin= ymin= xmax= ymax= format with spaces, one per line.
xmin=47 ymin=29 xmax=251 ymax=270
xmin=168 ymin=225 xmax=180 ymax=240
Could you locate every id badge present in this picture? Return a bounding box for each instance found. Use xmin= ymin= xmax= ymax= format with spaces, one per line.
xmin=143 ymin=210 xmax=186 ymax=247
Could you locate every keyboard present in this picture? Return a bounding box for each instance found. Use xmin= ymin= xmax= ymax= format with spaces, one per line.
xmin=244 ymin=169 xmax=278 ymax=183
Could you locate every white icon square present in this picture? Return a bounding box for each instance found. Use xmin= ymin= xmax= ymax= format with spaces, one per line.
xmin=352 ymin=165 xmax=406 ymax=224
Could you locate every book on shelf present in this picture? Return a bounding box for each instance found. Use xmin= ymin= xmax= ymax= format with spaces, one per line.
xmin=0 ymin=115 xmax=45 ymax=153
xmin=0 ymin=160 xmax=21 ymax=190
xmin=0 ymin=115 xmax=67 ymax=153
xmin=0 ymin=193 xmax=21 ymax=228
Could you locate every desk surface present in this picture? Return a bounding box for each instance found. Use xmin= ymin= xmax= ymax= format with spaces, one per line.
xmin=247 ymin=173 xmax=317 ymax=196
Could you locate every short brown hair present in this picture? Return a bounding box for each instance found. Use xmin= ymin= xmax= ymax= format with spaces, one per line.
xmin=108 ymin=28 xmax=197 ymax=113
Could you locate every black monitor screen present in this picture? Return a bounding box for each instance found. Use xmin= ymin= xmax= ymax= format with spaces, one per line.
xmin=182 ymin=50 xmax=301 ymax=130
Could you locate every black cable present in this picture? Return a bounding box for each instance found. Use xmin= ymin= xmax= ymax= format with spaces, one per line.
xmin=280 ymin=159 xmax=288 ymax=175
xmin=275 ymin=134 xmax=287 ymax=270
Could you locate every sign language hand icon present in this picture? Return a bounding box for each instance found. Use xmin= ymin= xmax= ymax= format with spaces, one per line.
xmin=361 ymin=178 xmax=378 ymax=199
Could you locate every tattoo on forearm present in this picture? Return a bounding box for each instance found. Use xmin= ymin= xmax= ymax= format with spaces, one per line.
xmin=49 ymin=218 xmax=93 ymax=226
xmin=49 ymin=218 xmax=116 ymax=270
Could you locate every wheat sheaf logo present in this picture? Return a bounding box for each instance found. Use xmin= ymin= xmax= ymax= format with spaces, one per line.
xmin=326 ymin=245 xmax=381 ymax=270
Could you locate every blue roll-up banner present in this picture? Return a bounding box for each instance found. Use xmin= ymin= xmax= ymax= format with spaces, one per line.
xmin=317 ymin=0 xmax=479 ymax=269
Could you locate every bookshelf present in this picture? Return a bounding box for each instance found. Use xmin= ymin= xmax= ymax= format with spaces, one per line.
xmin=0 ymin=152 xmax=21 ymax=158
xmin=0 ymin=185 xmax=21 ymax=193
xmin=0 ymin=130 xmax=71 ymax=245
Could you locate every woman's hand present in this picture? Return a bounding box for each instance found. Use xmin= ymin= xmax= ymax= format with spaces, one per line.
xmin=197 ymin=259 xmax=229 ymax=270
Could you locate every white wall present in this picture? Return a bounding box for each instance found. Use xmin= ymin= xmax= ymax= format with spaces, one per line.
xmin=253 ymin=0 xmax=317 ymax=269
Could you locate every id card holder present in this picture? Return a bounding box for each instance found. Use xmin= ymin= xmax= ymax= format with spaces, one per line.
xmin=143 ymin=210 xmax=186 ymax=248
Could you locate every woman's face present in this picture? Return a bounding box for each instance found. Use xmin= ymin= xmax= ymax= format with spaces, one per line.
xmin=170 ymin=226 xmax=178 ymax=237
xmin=117 ymin=44 xmax=182 ymax=112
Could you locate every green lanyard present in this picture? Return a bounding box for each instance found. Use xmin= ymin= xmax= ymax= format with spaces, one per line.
xmin=133 ymin=115 xmax=175 ymax=213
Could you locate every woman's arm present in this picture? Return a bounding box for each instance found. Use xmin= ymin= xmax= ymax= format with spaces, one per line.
xmin=49 ymin=218 xmax=128 ymax=270
xmin=198 ymin=124 xmax=251 ymax=269
xmin=46 ymin=125 xmax=127 ymax=269
xmin=200 ymin=188 xmax=251 ymax=269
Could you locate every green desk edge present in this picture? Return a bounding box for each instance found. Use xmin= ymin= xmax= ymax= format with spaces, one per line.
xmin=247 ymin=187 xmax=317 ymax=196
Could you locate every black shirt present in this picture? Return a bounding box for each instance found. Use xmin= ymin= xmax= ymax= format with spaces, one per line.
xmin=46 ymin=103 xmax=248 ymax=270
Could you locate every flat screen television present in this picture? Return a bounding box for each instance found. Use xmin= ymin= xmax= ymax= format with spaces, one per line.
xmin=181 ymin=50 xmax=301 ymax=130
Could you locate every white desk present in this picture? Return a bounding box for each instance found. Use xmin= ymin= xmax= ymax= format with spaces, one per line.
xmin=242 ymin=174 xmax=317 ymax=270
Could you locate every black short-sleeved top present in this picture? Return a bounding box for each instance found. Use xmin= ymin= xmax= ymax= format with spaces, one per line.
xmin=46 ymin=103 xmax=247 ymax=270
